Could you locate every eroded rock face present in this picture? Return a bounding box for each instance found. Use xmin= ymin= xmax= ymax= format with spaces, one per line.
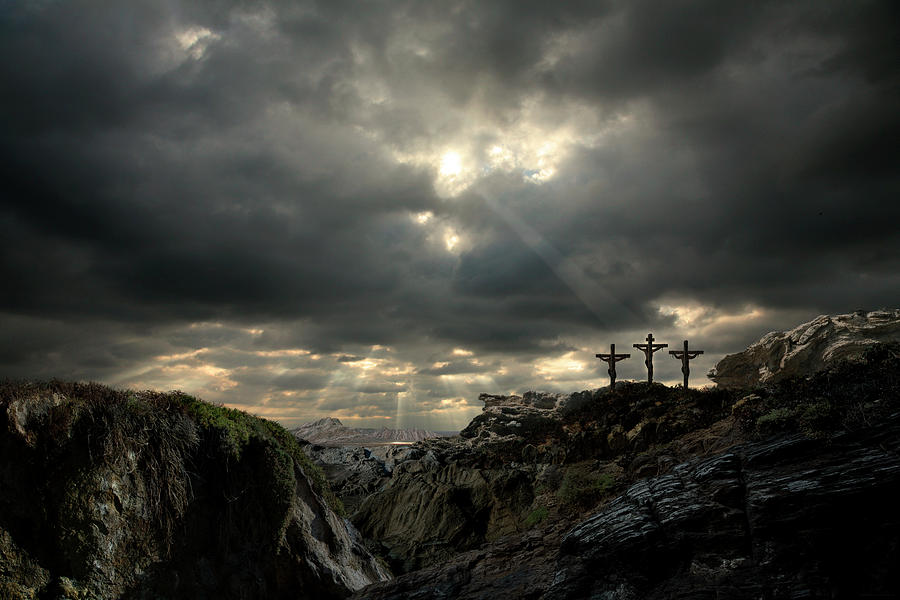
xmin=0 ymin=383 xmax=390 ymax=599
xmin=709 ymin=309 xmax=900 ymax=388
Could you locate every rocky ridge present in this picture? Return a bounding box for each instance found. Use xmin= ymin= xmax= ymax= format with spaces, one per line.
xmin=345 ymin=318 xmax=900 ymax=598
xmin=709 ymin=308 xmax=900 ymax=388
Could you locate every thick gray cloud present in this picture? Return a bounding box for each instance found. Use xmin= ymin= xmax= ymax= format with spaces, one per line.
xmin=1 ymin=0 xmax=897 ymax=428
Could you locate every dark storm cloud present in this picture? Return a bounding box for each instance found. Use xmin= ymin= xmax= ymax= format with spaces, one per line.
xmin=1 ymin=0 xmax=897 ymax=425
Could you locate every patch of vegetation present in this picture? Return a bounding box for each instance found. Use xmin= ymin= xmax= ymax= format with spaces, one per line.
xmin=557 ymin=462 xmax=616 ymax=509
xmin=260 ymin=418 xmax=346 ymax=517
xmin=755 ymin=407 xmax=796 ymax=431
xmin=523 ymin=506 xmax=548 ymax=528
xmin=740 ymin=342 xmax=900 ymax=438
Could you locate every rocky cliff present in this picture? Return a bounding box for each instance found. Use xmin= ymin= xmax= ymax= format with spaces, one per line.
xmin=0 ymin=382 xmax=390 ymax=600
xmin=709 ymin=308 xmax=900 ymax=388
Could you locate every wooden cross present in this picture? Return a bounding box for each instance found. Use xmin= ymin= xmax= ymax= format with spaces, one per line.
xmin=595 ymin=343 xmax=630 ymax=390
xmin=633 ymin=333 xmax=667 ymax=383
xmin=669 ymin=340 xmax=704 ymax=390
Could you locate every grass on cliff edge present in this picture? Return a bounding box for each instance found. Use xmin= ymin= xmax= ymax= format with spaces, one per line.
xmin=0 ymin=381 xmax=345 ymax=518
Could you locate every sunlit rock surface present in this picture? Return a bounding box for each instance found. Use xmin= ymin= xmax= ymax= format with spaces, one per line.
xmin=709 ymin=309 xmax=900 ymax=388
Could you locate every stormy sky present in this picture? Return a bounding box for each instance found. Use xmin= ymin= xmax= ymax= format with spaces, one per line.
xmin=1 ymin=0 xmax=897 ymax=429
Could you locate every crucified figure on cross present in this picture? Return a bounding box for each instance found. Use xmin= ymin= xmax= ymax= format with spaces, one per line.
xmin=633 ymin=333 xmax=667 ymax=383
xmin=669 ymin=340 xmax=704 ymax=390
xmin=595 ymin=344 xmax=630 ymax=390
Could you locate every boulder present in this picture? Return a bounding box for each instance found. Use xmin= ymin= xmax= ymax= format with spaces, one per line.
xmin=709 ymin=309 xmax=900 ymax=388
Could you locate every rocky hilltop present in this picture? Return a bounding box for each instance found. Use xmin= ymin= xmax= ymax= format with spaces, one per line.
xmin=341 ymin=318 xmax=900 ymax=598
xmin=0 ymin=383 xmax=389 ymax=600
xmin=709 ymin=308 xmax=900 ymax=388
xmin=293 ymin=417 xmax=444 ymax=446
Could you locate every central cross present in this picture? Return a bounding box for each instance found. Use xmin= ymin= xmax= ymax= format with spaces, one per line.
xmin=633 ymin=333 xmax=667 ymax=383
xmin=595 ymin=343 xmax=630 ymax=390
xmin=669 ymin=340 xmax=704 ymax=390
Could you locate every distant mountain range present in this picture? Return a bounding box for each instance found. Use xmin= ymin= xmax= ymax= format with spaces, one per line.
xmin=292 ymin=417 xmax=451 ymax=445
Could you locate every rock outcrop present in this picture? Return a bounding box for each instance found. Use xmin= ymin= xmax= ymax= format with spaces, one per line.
xmin=709 ymin=309 xmax=900 ymax=388
xmin=0 ymin=382 xmax=390 ymax=600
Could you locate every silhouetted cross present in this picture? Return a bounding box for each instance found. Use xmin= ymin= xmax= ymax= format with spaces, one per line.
xmin=633 ymin=333 xmax=668 ymax=383
xmin=669 ymin=340 xmax=704 ymax=390
xmin=595 ymin=344 xmax=631 ymax=390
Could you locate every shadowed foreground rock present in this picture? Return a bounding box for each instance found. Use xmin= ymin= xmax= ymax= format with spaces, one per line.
xmin=0 ymin=382 xmax=390 ymax=600
xmin=552 ymin=418 xmax=900 ymax=598
xmin=353 ymin=414 xmax=900 ymax=599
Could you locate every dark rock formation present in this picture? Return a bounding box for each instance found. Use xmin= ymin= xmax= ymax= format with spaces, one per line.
xmin=552 ymin=417 xmax=900 ymax=599
xmin=709 ymin=309 xmax=900 ymax=388
xmin=0 ymin=382 xmax=390 ymax=600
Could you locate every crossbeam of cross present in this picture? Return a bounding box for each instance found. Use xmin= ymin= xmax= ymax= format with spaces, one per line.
xmin=669 ymin=340 xmax=704 ymax=390
xmin=633 ymin=333 xmax=668 ymax=383
xmin=595 ymin=343 xmax=630 ymax=390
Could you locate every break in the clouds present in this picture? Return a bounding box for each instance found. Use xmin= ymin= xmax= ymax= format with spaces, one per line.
xmin=1 ymin=1 xmax=897 ymax=429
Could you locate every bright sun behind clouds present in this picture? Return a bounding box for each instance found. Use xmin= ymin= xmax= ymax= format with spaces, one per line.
xmin=439 ymin=151 xmax=462 ymax=177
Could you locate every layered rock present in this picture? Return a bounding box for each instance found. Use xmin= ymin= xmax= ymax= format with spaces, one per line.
xmin=0 ymin=383 xmax=390 ymax=600
xmin=709 ymin=309 xmax=900 ymax=388
xmin=552 ymin=418 xmax=900 ymax=598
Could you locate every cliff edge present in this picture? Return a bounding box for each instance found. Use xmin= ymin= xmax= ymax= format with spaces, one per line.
xmin=0 ymin=382 xmax=390 ymax=600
